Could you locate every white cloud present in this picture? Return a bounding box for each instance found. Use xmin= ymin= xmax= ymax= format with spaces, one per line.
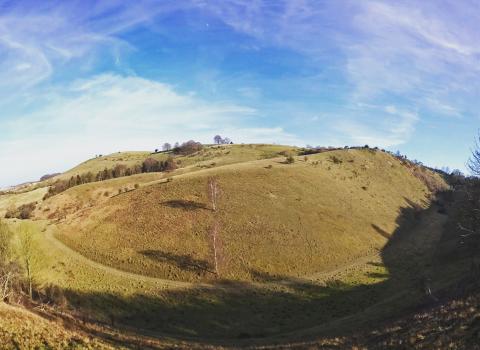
xmin=334 ymin=105 xmax=418 ymax=148
xmin=0 ymin=74 xmax=298 ymax=186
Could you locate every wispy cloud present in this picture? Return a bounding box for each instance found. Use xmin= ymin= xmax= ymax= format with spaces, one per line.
xmin=0 ymin=74 xmax=298 ymax=186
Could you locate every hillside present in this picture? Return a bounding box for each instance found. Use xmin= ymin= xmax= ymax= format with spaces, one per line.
xmin=0 ymin=143 xmax=463 ymax=347
xmin=46 ymin=148 xmax=445 ymax=282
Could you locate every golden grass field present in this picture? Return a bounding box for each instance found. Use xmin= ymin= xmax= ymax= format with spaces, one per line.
xmin=50 ymin=148 xmax=444 ymax=282
xmin=0 ymin=144 xmax=457 ymax=347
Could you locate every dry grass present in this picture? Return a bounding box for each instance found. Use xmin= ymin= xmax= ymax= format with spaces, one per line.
xmin=1 ymin=145 xmax=455 ymax=344
xmin=50 ymin=144 xmax=298 ymax=182
xmin=0 ymin=302 xmax=116 ymax=349
xmin=53 ymin=149 xmax=447 ymax=283
xmin=0 ymin=187 xmax=47 ymax=218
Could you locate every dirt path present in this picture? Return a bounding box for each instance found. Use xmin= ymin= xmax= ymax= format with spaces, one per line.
xmin=43 ymin=225 xmax=194 ymax=289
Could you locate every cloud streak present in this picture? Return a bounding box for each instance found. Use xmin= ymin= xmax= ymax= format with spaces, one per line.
xmin=0 ymin=74 xmax=298 ymax=186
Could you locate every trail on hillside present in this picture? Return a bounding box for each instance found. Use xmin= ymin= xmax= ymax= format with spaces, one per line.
xmin=44 ymin=200 xmax=447 ymax=294
xmin=43 ymin=226 xmax=193 ymax=289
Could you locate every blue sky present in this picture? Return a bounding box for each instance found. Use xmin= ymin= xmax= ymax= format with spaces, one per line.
xmin=0 ymin=0 xmax=478 ymax=186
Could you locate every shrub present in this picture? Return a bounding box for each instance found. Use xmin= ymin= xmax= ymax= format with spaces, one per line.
xmin=164 ymin=156 xmax=177 ymax=171
xmin=4 ymin=202 xmax=36 ymax=220
xmin=173 ymin=140 xmax=203 ymax=155
xmin=285 ymin=155 xmax=295 ymax=164
xmin=330 ymin=155 xmax=342 ymax=164
xmin=142 ymin=158 xmax=160 ymax=173
xmin=134 ymin=184 xmax=139 ymax=189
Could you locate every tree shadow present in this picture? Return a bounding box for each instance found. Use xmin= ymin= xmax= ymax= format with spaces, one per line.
xmin=161 ymin=200 xmax=208 ymax=211
xmin=371 ymin=224 xmax=391 ymax=239
xmin=140 ymin=250 xmax=214 ymax=274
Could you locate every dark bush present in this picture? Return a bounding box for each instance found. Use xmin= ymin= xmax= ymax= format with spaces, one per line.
xmin=173 ymin=140 xmax=203 ymax=155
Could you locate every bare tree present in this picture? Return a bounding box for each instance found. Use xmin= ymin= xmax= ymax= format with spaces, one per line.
xmin=0 ymin=221 xmax=12 ymax=263
xmin=19 ymin=223 xmax=35 ymax=299
xmin=209 ymin=221 xmax=221 ymax=275
xmin=214 ymin=135 xmax=223 ymax=145
xmin=0 ymin=221 xmax=12 ymax=301
xmin=468 ymin=132 xmax=480 ymax=176
xmin=162 ymin=142 xmax=172 ymax=151
xmin=208 ymin=177 xmax=219 ymax=211
xmin=207 ymin=177 xmax=221 ymax=275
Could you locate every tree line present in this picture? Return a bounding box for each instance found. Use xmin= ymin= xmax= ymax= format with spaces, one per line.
xmin=44 ymin=156 xmax=177 ymax=199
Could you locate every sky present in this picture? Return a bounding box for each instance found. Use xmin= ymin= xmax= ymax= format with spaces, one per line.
xmin=0 ymin=0 xmax=479 ymax=186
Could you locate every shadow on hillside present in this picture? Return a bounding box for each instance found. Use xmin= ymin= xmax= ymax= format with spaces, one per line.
xmin=140 ymin=250 xmax=214 ymax=274
xmin=43 ymin=189 xmax=458 ymax=347
xmin=161 ymin=200 xmax=208 ymax=211
xmin=371 ymin=224 xmax=391 ymax=239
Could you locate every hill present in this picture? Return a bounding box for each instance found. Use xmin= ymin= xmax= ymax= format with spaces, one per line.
xmin=1 ymin=143 xmax=465 ymax=347
xmin=45 ymin=148 xmax=446 ymax=282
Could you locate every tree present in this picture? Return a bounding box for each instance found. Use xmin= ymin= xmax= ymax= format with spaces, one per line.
xmin=468 ymin=132 xmax=480 ymax=176
xmin=209 ymin=222 xmax=221 ymax=275
xmin=214 ymin=135 xmax=223 ymax=145
xmin=19 ymin=223 xmax=35 ymax=299
xmin=113 ymin=164 xmax=127 ymax=178
xmin=207 ymin=177 xmax=221 ymax=275
xmin=173 ymin=140 xmax=203 ymax=155
xmin=164 ymin=156 xmax=177 ymax=171
xmin=142 ymin=158 xmax=160 ymax=173
xmin=223 ymin=137 xmax=231 ymax=144
xmin=0 ymin=220 xmax=12 ymax=263
xmin=207 ymin=177 xmax=219 ymax=212
xmin=162 ymin=143 xmax=172 ymax=151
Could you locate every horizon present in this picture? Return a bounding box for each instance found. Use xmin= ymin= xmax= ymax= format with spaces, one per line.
xmin=0 ymin=0 xmax=477 ymax=187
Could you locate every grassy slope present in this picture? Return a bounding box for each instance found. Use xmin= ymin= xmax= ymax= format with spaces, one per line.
xmin=2 ymin=144 xmax=454 ymax=343
xmin=52 ymin=144 xmax=298 ymax=181
xmin=51 ymin=148 xmax=445 ymax=282
xmin=0 ymin=303 xmax=116 ymax=349
xmin=0 ymin=187 xmax=47 ymax=217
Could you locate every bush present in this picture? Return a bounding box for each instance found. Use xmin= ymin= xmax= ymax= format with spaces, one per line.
xmin=173 ymin=140 xmax=203 ymax=155
xmin=164 ymin=157 xmax=177 ymax=171
xmin=330 ymin=155 xmax=342 ymax=164
xmin=285 ymin=155 xmax=295 ymax=164
xmin=4 ymin=202 xmax=36 ymax=220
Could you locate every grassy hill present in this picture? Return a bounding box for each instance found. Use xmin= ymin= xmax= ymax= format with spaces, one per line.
xmin=51 ymin=144 xmax=299 ymax=182
xmin=47 ymin=148 xmax=446 ymax=283
xmin=1 ymin=143 xmax=462 ymax=347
